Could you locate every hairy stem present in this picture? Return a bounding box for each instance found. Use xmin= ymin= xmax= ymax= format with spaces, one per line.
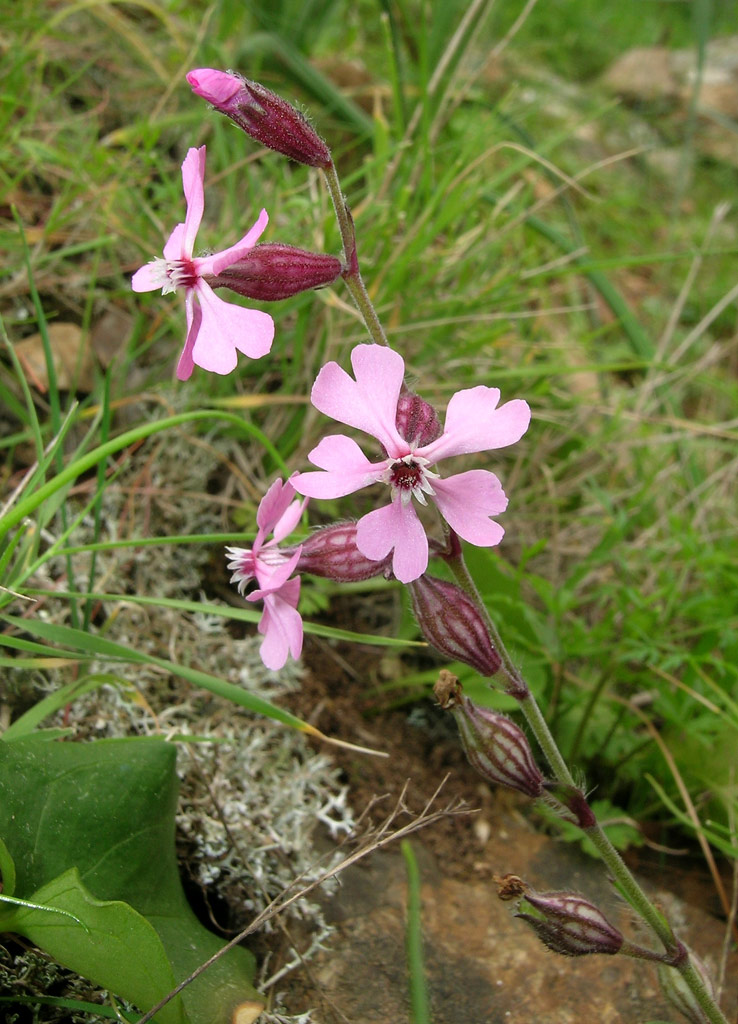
xmin=322 ymin=156 xmax=728 ymax=1024
xmin=445 ymin=547 xmax=728 ymax=1023
xmin=322 ymin=161 xmax=389 ymax=348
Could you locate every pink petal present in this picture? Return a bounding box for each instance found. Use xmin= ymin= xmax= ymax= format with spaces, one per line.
xmin=175 ymin=292 xmax=199 ymax=381
xmin=255 ymin=584 xmax=303 ymax=670
xmin=187 ymin=68 xmax=242 ymax=106
xmin=253 ymin=546 xmax=302 ymax=592
xmin=293 ymin=435 xmax=386 ymax=499
xmin=310 ymin=344 xmax=406 ymax=456
xmin=356 ymin=499 xmax=429 ymax=584
xmin=272 ymin=498 xmax=307 ymax=544
xmin=432 ymin=470 xmax=507 ymax=547
xmin=257 ymin=478 xmax=296 ymax=534
xmin=131 ymin=263 xmax=164 ymax=293
xmin=162 ymin=222 xmax=186 ymax=262
xmin=190 ymin=281 xmax=274 ymax=374
xmin=200 ymin=209 xmax=269 ymax=276
xmin=422 ymin=389 xmax=531 ymax=463
xmin=181 ymin=147 xmax=206 ymax=257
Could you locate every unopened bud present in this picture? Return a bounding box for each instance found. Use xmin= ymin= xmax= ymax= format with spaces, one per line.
xmin=297 ymin=522 xmax=393 ymax=582
xmin=435 ymin=672 xmax=544 ymax=797
xmin=658 ymin=949 xmax=716 ymax=1024
xmin=187 ymin=69 xmax=332 ymax=168
xmin=409 ymin=574 xmax=501 ymax=677
xmin=515 ymin=890 xmax=624 ymax=957
xmin=395 ymin=392 xmax=443 ymax=447
xmin=206 ymin=244 xmax=342 ymax=301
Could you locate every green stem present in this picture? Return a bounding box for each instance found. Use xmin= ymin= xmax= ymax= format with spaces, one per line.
xmin=678 ymin=957 xmax=728 ymax=1024
xmin=582 ymin=819 xmax=676 ymax=951
xmin=519 ymin=690 xmax=574 ymax=786
xmin=445 ymin=546 xmax=728 ymax=1023
xmin=322 ymin=145 xmax=726 ymax=1024
xmin=321 ymin=161 xmax=389 ymax=347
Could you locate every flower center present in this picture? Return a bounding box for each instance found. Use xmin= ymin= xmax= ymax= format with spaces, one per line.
xmin=150 ymin=257 xmax=199 ymax=295
xmin=383 ymin=453 xmax=439 ymax=507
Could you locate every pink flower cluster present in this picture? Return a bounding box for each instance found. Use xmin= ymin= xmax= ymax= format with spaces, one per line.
xmin=131 ymin=69 xmax=531 ymax=672
xmin=226 ymin=348 xmax=529 ymax=668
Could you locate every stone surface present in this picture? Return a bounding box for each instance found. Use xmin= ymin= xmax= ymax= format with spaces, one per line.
xmin=14 ymin=322 xmax=94 ymax=392
xmin=602 ymin=36 xmax=738 ymax=166
xmin=291 ymin=811 xmax=737 ymax=1023
xmin=279 ymin=665 xmax=738 ymax=1023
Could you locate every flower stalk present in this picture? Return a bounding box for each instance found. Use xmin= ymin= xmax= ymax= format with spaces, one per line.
xmin=317 ymin=156 xmax=728 ymax=1021
xmin=321 ymin=161 xmax=390 ymax=348
xmin=130 ymin=70 xmax=730 ymax=1024
xmin=441 ymin=539 xmax=727 ymax=1021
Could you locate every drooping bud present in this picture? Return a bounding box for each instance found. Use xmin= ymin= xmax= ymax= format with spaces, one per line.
xmin=514 ymin=890 xmax=624 ymax=957
xmin=206 ymin=244 xmax=342 ymax=301
xmin=658 ymin=949 xmax=716 ymax=1024
xmin=434 ymin=672 xmax=544 ymax=797
xmin=409 ymin=574 xmax=501 ymax=677
xmin=296 ymin=522 xmax=393 ymax=582
xmin=395 ymin=392 xmax=443 ymax=447
xmin=187 ymin=69 xmax=332 ymax=168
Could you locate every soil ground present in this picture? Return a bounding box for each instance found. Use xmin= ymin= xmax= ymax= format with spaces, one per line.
xmin=269 ymin=630 xmax=738 ymax=1024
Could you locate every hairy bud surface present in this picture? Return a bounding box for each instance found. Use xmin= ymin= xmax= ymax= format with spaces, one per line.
xmin=188 ymin=69 xmax=332 ymax=168
xmin=410 ymin=575 xmax=501 ymax=677
xmin=207 ymin=244 xmax=342 ymax=301
xmin=434 ymin=672 xmax=544 ymax=797
xmin=297 ymin=522 xmax=393 ymax=581
xmin=515 ymin=890 xmax=624 ymax=957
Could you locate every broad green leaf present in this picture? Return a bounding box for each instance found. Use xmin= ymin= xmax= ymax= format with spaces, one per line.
xmin=2 ymin=868 xmax=185 ymax=1024
xmin=0 ymin=836 xmax=16 ymax=896
xmin=0 ymin=735 xmax=262 ymax=1023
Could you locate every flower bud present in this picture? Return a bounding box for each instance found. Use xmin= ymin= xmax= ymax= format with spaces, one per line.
xmin=296 ymin=522 xmax=393 ymax=582
xmin=409 ymin=574 xmax=501 ymax=677
xmin=434 ymin=672 xmax=544 ymax=797
xmin=395 ymin=392 xmax=443 ymax=447
xmin=206 ymin=244 xmax=342 ymax=301
xmin=187 ymin=69 xmax=332 ymax=168
xmin=658 ymin=949 xmax=716 ymax=1024
xmin=515 ymin=890 xmax=624 ymax=957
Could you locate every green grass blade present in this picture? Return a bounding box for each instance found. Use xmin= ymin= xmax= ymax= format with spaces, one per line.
xmin=0 ymin=410 xmax=287 ymax=545
xmin=238 ymin=32 xmax=374 ymax=136
xmin=19 ymin=589 xmax=424 ymax=648
xmin=0 ymin=614 xmax=364 ymax=735
xmin=2 ymin=675 xmax=123 ymax=742
xmin=402 ymin=840 xmax=431 ymax=1024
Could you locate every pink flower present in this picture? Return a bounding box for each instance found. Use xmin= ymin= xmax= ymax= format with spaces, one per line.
xmin=226 ymin=478 xmax=307 ymax=670
xmin=131 ymin=145 xmax=274 ymax=380
xmin=292 ymin=345 xmax=530 ymax=584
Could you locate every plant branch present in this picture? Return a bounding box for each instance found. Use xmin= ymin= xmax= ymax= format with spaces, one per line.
xmin=322 ymin=161 xmax=389 ymax=348
xmin=444 ymin=544 xmax=729 ymax=1023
